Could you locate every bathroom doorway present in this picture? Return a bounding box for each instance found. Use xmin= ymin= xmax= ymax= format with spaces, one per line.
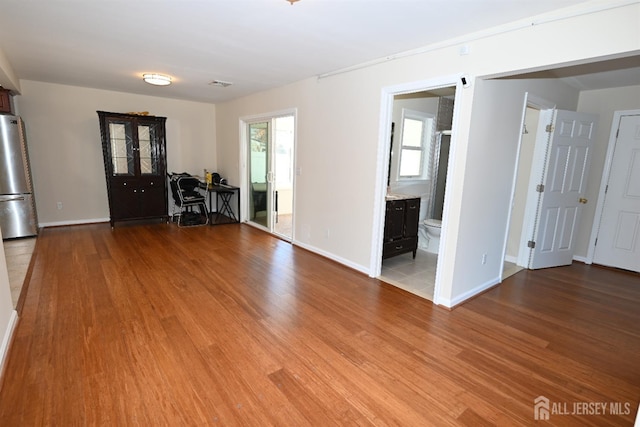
xmin=378 ymin=86 xmax=456 ymax=301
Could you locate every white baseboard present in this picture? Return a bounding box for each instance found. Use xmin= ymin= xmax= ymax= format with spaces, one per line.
xmin=504 ymin=254 xmax=518 ymax=264
xmin=39 ymin=218 xmax=110 ymax=228
xmin=573 ymin=255 xmax=589 ymax=264
xmin=0 ymin=310 xmax=18 ymax=381
xmin=292 ymin=240 xmax=370 ymax=276
xmin=434 ymin=276 xmax=501 ymax=308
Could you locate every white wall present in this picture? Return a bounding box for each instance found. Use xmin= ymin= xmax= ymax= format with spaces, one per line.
xmin=575 ymin=85 xmax=640 ymax=259
xmin=0 ymin=47 xmax=20 ymax=92
xmin=444 ymin=78 xmax=579 ymax=304
xmin=216 ymin=2 xmax=639 ymax=306
xmin=0 ymin=228 xmax=18 ymax=381
xmin=15 ymin=81 xmax=217 ymax=225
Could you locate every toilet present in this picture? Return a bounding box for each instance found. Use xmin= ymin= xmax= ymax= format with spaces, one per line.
xmin=419 ymin=219 xmax=442 ymax=253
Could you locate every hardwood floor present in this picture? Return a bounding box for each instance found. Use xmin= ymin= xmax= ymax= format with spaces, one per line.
xmin=0 ymin=222 xmax=638 ymax=425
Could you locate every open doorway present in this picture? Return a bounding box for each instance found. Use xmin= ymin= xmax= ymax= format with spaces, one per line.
xmin=503 ymin=104 xmax=540 ymax=278
xmin=504 ymin=94 xmax=556 ymax=275
xmin=504 ymin=93 xmax=599 ymax=275
xmin=377 ymin=86 xmax=456 ymax=301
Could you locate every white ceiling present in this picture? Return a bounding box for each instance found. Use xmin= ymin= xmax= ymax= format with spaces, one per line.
xmin=0 ymin=0 xmax=635 ymax=104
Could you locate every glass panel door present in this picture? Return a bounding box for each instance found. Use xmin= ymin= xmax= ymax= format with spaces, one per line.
xmin=248 ymin=121 xmax=271 ymax=229
xmin=247 ymin=114 xmax=295 ymax=239
xmin=108 ymin=121 xmax=134 ymax=175
xmin=273 ymin=116 xmax=294 ymax=238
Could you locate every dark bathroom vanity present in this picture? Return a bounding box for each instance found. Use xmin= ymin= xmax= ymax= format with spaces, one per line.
xmin=383 ymin=195 xmax=421 ymax=259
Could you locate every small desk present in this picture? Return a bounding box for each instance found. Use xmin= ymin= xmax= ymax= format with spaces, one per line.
xmin=205 ymin=184 xmax=241 ymax=224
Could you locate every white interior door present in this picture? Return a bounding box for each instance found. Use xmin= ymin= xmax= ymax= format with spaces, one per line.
xmin=593 ymin=114 xmax=640 ymax=272
xmin=529 ymin=110 xmax=598 ymax=269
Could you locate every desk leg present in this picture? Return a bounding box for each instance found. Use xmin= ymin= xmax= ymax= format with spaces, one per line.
xmin=237 ymin=188 xmax=241 ymax=223
xmin=208 ymin=191 xmax=214 ymax=224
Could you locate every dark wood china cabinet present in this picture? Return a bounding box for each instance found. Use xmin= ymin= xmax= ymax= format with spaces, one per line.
xmin=97 ymin=111 xmax=168 ymax=227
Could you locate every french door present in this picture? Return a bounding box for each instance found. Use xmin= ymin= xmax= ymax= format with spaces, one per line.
xmin=247 ymin=114 xmax=295 ymax=239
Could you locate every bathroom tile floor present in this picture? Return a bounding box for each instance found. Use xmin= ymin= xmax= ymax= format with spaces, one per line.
xmin=380 ymin=250 xmax=437 ymax=301
xmin=379 ymin=250 xmax=524 ymax=302
xmin=3 ymin=237 xmax=37 ymax=308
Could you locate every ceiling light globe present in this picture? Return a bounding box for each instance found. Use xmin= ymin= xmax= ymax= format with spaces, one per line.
xmin=142 ymin=73 xmax=171 ymax=86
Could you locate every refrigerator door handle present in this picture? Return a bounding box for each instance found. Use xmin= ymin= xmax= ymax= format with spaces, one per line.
xmin=0 ymin=196 xmax=26 ymax=202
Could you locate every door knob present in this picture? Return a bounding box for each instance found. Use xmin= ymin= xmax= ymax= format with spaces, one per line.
xmin=579 ymin=197 xmax=588 ymax=204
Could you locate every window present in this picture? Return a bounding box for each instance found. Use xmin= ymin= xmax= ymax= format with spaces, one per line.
xmin=398 ymin=109 xmax=434 ymax=180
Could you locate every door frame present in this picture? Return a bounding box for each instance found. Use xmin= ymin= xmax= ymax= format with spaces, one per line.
xmin=586 ymin=108 xmax=640 ymax=263
xmin=371 ymin=74 xmax=464 ymax=303
xmin=239 ymin=108 xmax=297 ymax=239
xmin=509 ymin=93 xmax=557 ymax=269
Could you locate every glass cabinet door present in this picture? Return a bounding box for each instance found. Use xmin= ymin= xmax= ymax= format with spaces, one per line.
xmin=137 ymin=122 xmax=162 ymax=175
xmin=107 ymin=119 xmax=163 ymax=176
xmin=108 ymin=120 xmax=135 ymax=175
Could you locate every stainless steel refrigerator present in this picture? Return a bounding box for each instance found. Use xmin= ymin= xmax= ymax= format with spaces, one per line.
xmin=0 ymin=115 xmax=38 ymax=239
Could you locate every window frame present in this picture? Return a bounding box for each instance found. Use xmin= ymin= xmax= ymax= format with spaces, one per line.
xmin=397 ymin=109 xmax=434 ymax=181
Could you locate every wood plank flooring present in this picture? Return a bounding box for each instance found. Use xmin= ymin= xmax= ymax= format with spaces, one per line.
xmin=0 ymin=222 xmax=638 ymax=425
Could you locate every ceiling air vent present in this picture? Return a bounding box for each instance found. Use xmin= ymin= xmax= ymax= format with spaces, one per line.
xmin=209 ymin=80 xmax=233 ymax=87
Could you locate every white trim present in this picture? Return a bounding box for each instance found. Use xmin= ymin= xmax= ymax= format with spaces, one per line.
xmin=239 ymin=108 xmax=298 ymax=237
xmin=0 ymin=310 xmax=18 ymax=382
xmin=370 ymin=74 xmax=464 ymax=307
xmin=239 ymin=119 xmax=248 ymax=223
xmin=504 ymin=254 xmax=518 ymax=264
xmin=40 ymin=217 xmax=110 ymax=228
xmin=586 ymin=109 xmax=640 ymax=264
xmin=509 ymin=93 xmax=557 ymax=269
xmin=573 ymin=255 xmax=588 ymax=264
xmin=434 ymin=276 xmax=500 ymax=308
xmin=317 ymin=0 xmax=637 ymax=80
xmin=501 ymin=94 xmax=529 ymax=272
xmin=293 ymin=241 xmax=369 ymax=276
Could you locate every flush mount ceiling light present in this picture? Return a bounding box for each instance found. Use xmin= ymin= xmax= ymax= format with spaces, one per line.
xmin=286 ymin=0 xmax=300 ymax=4
xmin=142 ymin=73 xmax=171 ymax=86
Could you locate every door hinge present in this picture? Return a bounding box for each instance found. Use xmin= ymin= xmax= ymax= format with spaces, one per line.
xmin=536 ymin=184 xmax=545 ymax=193
xmin=595 ymin=238 xmax=598 ymax=246
xmin=545 ymin=124 xmax=554 ymax=132
xmin=616 ymin=129 xmax=619 ymax=138
xmin=605 ymin=185 xmax=608 ymax=194
xmin=527 ymin=240 xmax=536 ymax=249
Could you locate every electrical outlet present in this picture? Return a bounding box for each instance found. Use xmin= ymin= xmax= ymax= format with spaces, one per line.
xmin=482 ymin=253 xmax=487 ymax=265
xmin=56 ymin=202 xmax=63 ymax=210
